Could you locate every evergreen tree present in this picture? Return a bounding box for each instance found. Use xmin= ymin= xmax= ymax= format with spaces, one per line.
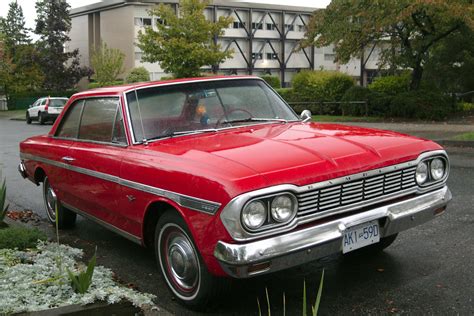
xmin=34 ymin=0 xmax=88 ymax=90
xmin=1 ymin=1 xmax=30 ymax=56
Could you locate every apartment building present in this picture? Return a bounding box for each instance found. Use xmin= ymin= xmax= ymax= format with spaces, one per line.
xmin=69 ymin=0 xmax=381 ymax=86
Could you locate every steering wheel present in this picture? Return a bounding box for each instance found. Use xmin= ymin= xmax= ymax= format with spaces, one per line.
xmin=215 ymin=108 xmax=253 ymax=128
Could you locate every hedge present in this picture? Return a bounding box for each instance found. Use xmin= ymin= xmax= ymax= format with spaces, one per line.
xmin=260 ymin=75 xmax=281 ymax=89
xmin=292 ymin=70 xmax=354 ymax=102
xmin=368 ymin=73 xmax=411 ymax=95
xmin=87 ymin=81 xmax=124 ymax=90
xmin=126 ymin=67 xmax=150 ymax=83
xmin=389 ymin=90 xmax=454 ymax=120
xmin=7 ymin=90 xmax=78 ymax=110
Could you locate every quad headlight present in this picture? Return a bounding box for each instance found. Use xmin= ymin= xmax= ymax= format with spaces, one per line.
xmin=430 ymin=158 xmax=445 ymax=181
xmin=416 ymin=156 xmax=448 ymax=186
xmin=242 ymin=200 xmax=267 ymax=230
xmin=416 ymin=161 xmax=429 ymax=185
xmin=241 ymin=193 xmax=297 ymax=231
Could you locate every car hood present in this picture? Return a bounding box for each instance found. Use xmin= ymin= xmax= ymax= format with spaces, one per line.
xmin=143 ymin=122 xmax=441 ymax=189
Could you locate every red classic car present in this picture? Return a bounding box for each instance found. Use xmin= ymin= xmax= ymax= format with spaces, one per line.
xmin=19 ymin=76 xmax=451 ymax=308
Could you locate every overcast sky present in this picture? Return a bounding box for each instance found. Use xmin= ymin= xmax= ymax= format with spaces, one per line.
xmin=0 ymin=0 xmax=330 ymax=35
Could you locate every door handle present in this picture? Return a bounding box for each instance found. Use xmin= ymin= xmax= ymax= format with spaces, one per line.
xmin=61 ymin=156 xmax=75 ymax=163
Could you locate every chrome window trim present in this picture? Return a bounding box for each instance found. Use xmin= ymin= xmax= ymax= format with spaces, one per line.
xmin=52 ymin=96 xmax=129 ymax=147
xmin=122 ymin=77 xmax=300 ymax=145
xmin=20 ymin=152 xmax=221 ymax=215
xmin=220 ymin=150 xmax=450 ymax=241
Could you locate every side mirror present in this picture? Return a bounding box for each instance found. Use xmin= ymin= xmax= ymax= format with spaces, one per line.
xmin=300 ymin=109 xmax=312 ymax=122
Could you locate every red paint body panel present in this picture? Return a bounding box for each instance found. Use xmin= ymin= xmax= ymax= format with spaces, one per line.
xmin=19 ymin=76 xmax=443 ymax=277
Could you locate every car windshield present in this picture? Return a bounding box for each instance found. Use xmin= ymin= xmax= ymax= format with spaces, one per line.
xmin=126 ymin=79 xmax=299 ymax=142
xmin=50 ymin=99 xmax=67 ymax=107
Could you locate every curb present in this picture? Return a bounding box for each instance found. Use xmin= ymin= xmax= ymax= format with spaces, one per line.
xmin=10 ymin=117 xmax=26 ymax=121
xmin=436 ymin=140 xmax=474 ymax=148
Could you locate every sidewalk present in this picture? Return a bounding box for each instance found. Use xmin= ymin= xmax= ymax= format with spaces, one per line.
xmin=339 ymin=121 xmax=474 ymax=148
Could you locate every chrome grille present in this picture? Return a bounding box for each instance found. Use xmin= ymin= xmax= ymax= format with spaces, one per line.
xmin=297 ymin=166 xmax=417 ymax=216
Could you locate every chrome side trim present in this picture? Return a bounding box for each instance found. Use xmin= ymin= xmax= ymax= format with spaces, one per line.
xmin=215 ymin=186 xmax=451 ymax=278
xmin=220 ymin=150 xmax=449 ymax=241
xmin=62 ymin=202 xmax=142 ymax=245
xmin=20 ymin=152 xmax=221 ymax=215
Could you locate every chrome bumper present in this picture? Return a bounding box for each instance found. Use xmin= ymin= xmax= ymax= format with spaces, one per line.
xmin=214 ymin=186 xmax=451 ymax=278
xmin=18 ymin=161 xmax=27 ymax=179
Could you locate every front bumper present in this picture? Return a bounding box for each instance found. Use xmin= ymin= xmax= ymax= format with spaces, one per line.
xmin=214 ymin=186 xmax=451 ymax=278
xmin=18 ymin=161 xmax=27 ymax=179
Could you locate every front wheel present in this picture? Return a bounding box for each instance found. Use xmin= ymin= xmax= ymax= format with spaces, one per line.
xmin=43 ymin=176 xmax=76 ymax=228
xmin=26 ymin=112 xmax=32 ymax=124
xmin=155 ymin=211 xmax=227 ymax=310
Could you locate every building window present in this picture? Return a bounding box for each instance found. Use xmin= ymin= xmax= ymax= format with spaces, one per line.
xmin=324 ymin=53 xmax=336 ymax=61
xmin=298 ymin=25 xmax=306 ymax=32
xmin=266 ymin=53 xmax=278 ymax=60
xmin=135 ymin=17 xmax=152 ymax=27
xmin=156 ymin=18 xmax=164 ymax=25
xmin=252 ymin=52 xmax=263 ymax=60
xmin=285 ymin=24 xmax=294 ymax=32
xmin=233 ymin=21 xmax=246 ymax=29
xmin=266 ymin=23 xmax=278 ymax=31
xmin=252 ymin=22 xmax=263 ymax=30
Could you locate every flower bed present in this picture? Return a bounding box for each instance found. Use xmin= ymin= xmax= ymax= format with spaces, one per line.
xmin=0 ymin=241 xmax=155 ymax=314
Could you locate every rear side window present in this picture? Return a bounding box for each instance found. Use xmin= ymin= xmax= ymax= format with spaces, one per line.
xmin=56 ymin=100 xmax=84 ymax=138
xmin=79 ymin=98 xmax=119 ymax=143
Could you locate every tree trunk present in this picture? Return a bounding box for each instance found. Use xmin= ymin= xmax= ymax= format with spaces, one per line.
xmin=410 ymin=62 xmax=423 ymax=90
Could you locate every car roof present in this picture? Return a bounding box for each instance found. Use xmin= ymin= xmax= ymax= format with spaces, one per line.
xmin=72 ymin=76 xmax=260 ymax=97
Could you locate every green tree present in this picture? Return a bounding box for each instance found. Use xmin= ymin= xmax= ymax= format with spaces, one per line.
xmin=302 ymin=0 xmax=474 ymax=90
xmin=423 ymin=25 xmax=474 ymax=95
xmin=34 ymin=0 xmax=88 ymax=90
xmin=126 ymin=67 xmax=150 ymax=83
xmin=90 ymin=42 xmax=125 ymax=85
xmin=0 ymin=38 xmax=14 ymax=95
xmin=137 ymin=0 xmax=233 ymax=78
xmin=1 ymin=1 xmax=31 ymax=56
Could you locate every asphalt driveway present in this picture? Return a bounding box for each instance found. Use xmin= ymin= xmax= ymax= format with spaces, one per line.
xmin=0 ymin=118 xmax=473 ymax=315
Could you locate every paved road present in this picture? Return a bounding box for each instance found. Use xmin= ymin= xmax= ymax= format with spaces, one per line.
xmin=1 ymin=118 xmax=473 ymax=315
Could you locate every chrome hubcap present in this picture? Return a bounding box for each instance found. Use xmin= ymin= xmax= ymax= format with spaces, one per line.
xmin=44 ymin=180 xmax=57 ymax=221
xmin=167 ymin=234 xmax=198 ymax=290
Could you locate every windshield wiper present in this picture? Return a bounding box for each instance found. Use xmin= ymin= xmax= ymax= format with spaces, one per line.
xmin=220 ymin=117 xmax=289 ymax=125
xmin=146 ymin=128 xmax=219 ymax=142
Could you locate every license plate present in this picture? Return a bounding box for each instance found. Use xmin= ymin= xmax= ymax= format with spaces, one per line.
xmin=342 ymin=221 xmax=380 ymax=253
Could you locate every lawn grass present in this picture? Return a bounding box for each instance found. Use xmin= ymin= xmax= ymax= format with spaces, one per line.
xmin=312 ymin=115 xmax=383 ymax=123
xmin=452 ymin=131 xmax=474 ymax=141
xmin=0 ymin=110 xmax=25 ymax=119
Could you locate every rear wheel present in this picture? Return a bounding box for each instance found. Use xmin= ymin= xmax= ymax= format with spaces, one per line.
xmin=26 ymin=112 xmax=32 ymax=124
xmin=43 ymin=176 xmax=76 ymax=228
xmin=155 ymin=211 xmax=227 ymax=310
xmin=38 ymin=112 xmax=45 ymax=125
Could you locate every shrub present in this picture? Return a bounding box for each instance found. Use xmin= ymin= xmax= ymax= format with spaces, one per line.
xmin=457 ymin=102 xmax=474 ymax=112
xmin=125 ymin=67 xmax=150 ymax=83
xmin=275 ymin=88 xmax=298 ymax=103
xmin=368 ymin=73 xmax=411 ymax=95
xmin=0 ymin=226 xmax=47 ymax=250
xmin=7 ymin=90 xmax=77 ymax=110
xmin=341 ymin=86 xmax=373 ymax=116
xmin=87 ymin=81 xmax=124 ymax=90
xmin=292 ymin=70 xmax=354 ymax=102
xmin=260 ymin=75 xmax=281 ymax=89
xmin=389 ymin=90 xmax=454 ymax=120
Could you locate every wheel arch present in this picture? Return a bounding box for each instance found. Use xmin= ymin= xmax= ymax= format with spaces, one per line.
xmin=34 ymin=166 xmax=46 ymax=185
xmin=142 ymin=199 xmax=190 ymax=249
